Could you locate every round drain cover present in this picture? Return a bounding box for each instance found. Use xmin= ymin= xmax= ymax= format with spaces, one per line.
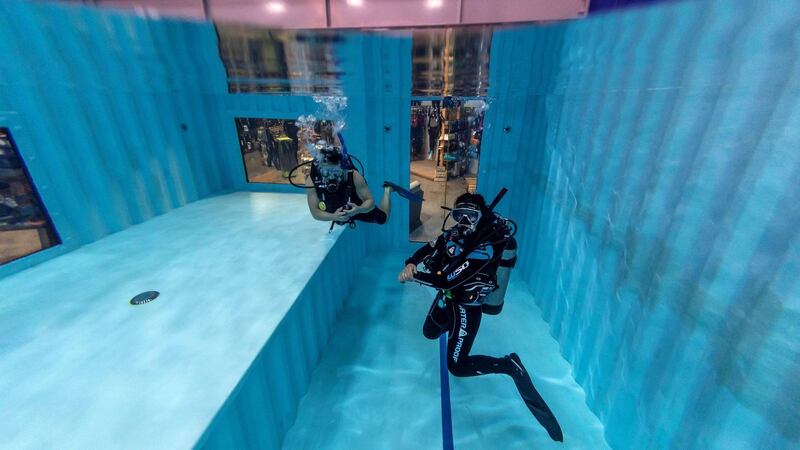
xmin=130 ymin=291 xmax=160 ymax=306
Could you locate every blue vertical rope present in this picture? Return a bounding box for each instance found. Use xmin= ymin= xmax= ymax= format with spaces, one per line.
xmin=439 ymin=333 xmax=454 ymax=450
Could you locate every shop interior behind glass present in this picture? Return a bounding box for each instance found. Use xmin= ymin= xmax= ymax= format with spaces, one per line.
xmin=409 ymin=99 xmax=484 ymax=242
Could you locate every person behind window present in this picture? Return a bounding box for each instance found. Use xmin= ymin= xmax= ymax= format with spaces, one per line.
xmin=428 ymin=106 xmax=441 ymax=160
xmin=0 ymin=181 xmax=45 ymax=227
xmin=0 ymin=181 xmax=17 ymax=225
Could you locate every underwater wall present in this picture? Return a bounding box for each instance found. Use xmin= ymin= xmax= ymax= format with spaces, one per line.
xmin=195 ymin=228 xmax=368 ymax=449
xmin=0 ymin=0 xmax=231 ymax=275
xmin=505 ymin=0 xmax=800 ymax=448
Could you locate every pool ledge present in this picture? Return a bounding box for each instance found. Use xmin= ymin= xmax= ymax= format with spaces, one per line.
xmin=0 ymin=192 xmax=365 ymax=449
xmin=194 ymin=227 xmax=365 ymax=449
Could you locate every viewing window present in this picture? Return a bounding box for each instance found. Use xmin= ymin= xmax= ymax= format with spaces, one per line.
xmin=409 ymin=99 xmax=486 ymax=242
xmin=236 ymin=118 xmax=334 ymax=185
xmin=0 ymin=128 xmax=60 ymax=264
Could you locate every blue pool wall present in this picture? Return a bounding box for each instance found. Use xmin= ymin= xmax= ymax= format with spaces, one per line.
xmin=500 ymin=1 xmax=799 ymax=449
xmin=0 ymin=0 xmax=232 ymax=277
xmin=2 ymin=0 xmax=798 ymax=448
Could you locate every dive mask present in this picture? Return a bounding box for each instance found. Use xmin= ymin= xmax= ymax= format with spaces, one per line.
xmin=319 ymin=164 xmax=345 ymax=192
xmin=451 ymin=204 xmax=482 ymax=232
xmin=316 ymin=140 xmax=342 ymax=165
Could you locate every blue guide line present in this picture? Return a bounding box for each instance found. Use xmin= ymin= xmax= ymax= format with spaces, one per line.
xmin=439 ymin=333 xmax=454 ymax=450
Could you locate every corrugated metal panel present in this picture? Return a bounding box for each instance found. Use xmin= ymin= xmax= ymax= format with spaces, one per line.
xmin=0 ymin=0 xmax=231 ymax=277
xmin=195 ymin=228 xmax=367 ymax=449
xmin=501 ymin=1 xmax=800 ymax=448
xmin=358 ymin=34 xmax=413 ymax=251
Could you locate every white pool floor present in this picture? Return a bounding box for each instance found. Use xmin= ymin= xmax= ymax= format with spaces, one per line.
xmin=283 ymin=251 xmax=609 ymax=450
xmin=0 ymin=192 xmax=339 ymax=449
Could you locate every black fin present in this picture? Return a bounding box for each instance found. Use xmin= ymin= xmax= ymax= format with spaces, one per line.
xmin=508 ymin=353 xmax=564 ymax=442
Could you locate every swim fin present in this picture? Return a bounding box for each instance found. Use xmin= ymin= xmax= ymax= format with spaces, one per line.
xmin=383 ymin=181 xmax=424 ymax=203
xmin=507 ymin=353 xmax=564 ymax=442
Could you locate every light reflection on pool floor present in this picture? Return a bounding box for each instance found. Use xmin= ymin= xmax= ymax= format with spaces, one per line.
xmin=283 ymin=252 xmax=609 ymax=449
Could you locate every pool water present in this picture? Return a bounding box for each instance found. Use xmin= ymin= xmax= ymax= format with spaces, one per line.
xmin=282 ymin=251 xmax=608 ymax=449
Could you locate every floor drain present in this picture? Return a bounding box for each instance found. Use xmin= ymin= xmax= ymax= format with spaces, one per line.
xmin=130 ymin=291 xmax=160 ymax=306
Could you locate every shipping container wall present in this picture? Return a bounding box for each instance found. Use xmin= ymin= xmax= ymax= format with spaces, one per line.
xmin=0 ymin=0 xmax=232 ymax=277
xmin=503 ymin=1 xmax=800 ymax=448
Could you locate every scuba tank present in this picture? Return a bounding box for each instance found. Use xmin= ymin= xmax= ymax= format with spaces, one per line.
xmin=482 ymin=235 xmax=517 ymax=315
xmin=481 ymin=189 xmax=517 ymax=316
xmin=479 ymin=191 xmax=518 ymax=315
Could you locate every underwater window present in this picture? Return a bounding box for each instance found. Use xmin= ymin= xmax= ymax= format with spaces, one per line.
xmin=236 ymin=117 xmax=335 ymax=185
xmin=0 ymin=128 xmax=60 ymax=264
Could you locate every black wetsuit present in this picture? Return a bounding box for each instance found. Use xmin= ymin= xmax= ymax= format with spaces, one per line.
xmin=405 ymin=226 xmax=513 ymax=377
xmin=310 ymin=166 xmax=386 ymax=225
xmin=405 ymin=221 xmax=564 ymax=442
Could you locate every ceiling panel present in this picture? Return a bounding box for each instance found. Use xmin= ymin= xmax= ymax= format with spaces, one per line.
xmin=330 ymin=0 xmax=459 ymax=28
xmin=461 ymin=0 xmax=588 ymax=24
xmin=209 ymin=1 xmax=328 ymax=28
xmin=57 ymin=0 xmax=591 ymax=27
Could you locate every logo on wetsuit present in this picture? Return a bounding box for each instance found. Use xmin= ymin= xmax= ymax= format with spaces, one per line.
xmin=446 ymin=241 xmax=462 ymax=257
xmin=447 ymin=261 xmax=469 ymax=281
xmin=452 ymin=305 xmax=468 ymax=363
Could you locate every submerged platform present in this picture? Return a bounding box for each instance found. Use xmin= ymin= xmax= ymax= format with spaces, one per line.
xmin=0 ymin=192 xmax=346 ymax=449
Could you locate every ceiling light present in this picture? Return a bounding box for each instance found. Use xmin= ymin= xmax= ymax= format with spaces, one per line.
xmin=426 ymin=0 xmax=443 ymax=9
xmin=346 ymin=0 xmax=364 ymax=6
xmin=265 ymin=2 xmax=286 ymax=13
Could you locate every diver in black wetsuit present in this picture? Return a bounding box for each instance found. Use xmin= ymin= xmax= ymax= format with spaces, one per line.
xmin=302 ymin=139 xmax=421 ymax=229
xmin=398 ymin=191 xmax=564 ymax=442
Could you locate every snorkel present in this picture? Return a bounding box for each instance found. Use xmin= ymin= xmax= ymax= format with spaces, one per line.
xmin=336 ymin=132 xmax=351 ymax=170
xmin=487 ymin=187 xmax=508 ymax=211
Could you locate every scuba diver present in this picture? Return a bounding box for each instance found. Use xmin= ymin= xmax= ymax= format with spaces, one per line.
xmin=291 ymin=133 xmax=422 ymax=230
xmin=398 ymin=190 xmax=564 ymax=442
